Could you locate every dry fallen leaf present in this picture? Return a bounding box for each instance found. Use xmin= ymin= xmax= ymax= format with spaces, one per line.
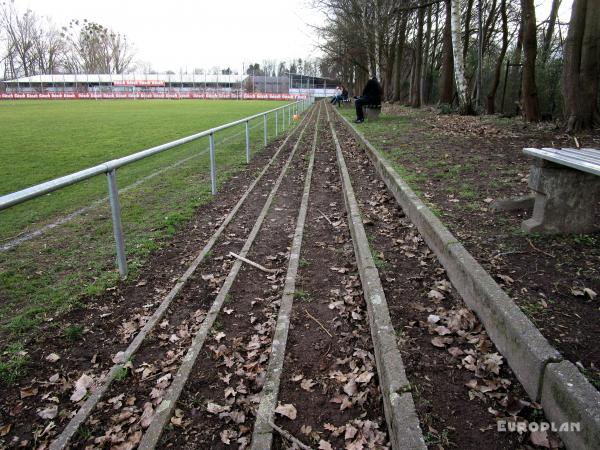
xmin=583 ymin=288 xmax=597 ymax=300
xmin=300 ymin=378 xmax=316 ymax=392
xmin=70 ymin=373 xmax=93 ymax=402
xmin=140 ymin=402 xmax=154 ymax=428
xmin=427 ymin=289 xmax=445 ymax=300
xmin=434 ymin=325 xmax=452 ymax=336
xmin=319 ymin=440 xmax=334 ymax=450
xmin=274 ymin=403 xmax=297 ymax=420
xmin=483 ymin=353 xmax=503 ymax=375
xmin=220 ymin=429 xmax=236 ymax=445
xmin=448 ymin=347 xmax=464 ymax=357
xmin=45 ymin=353 xmax=60 ymax=363
xmin=20 ymin=386 xmax=38 ymax=399
xmin=0 ymin=424 xmax=11 ymax=437
xmin=343 ymin=379 xmax=358 ymax=396
xmin=214 ymin=332 xmax=226 ymax=342
xmin=427 ymin=314 xmax=441 ymax=324
xmin=356 ymin=371 xmax=374 ymax=384
xmin=206 ymin=402 xmax=230 ymax=414
xmin=345 ymin=424 xmax=358 ymax=440
xmin=530 ymin=430 xmax=551 ymax=447
xmin=171 ymin=409 xmax=184 ymax=427
xmin=37 ymin=405 xmax=58 ymax=420
xmin=229 ymin=410 xmax=245 ymax=424
xmin=431 ymin=336 xmax=453 ymax=348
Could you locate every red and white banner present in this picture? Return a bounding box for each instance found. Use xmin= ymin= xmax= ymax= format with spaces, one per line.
xmin=0 ymin=92 xmax=306 ymax=101
xmin=112 ymin=80 xmax=165 ymax=87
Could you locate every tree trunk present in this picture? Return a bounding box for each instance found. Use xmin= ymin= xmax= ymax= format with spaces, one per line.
xmin=487 ymin=0 xmax=508 ymax=114
xmin=411 ymin=6 xmax=425 ymax=107
xmin=521 ymin=0 xmax=540 ymax=122
xmin=508 ymin=18 xmax=524 ymax=115
xmin=463 ymin=0 xmax=474 ymax=62
xmin=421 ymin=5 xmax=433 ymax=104
xmin=563 ymin=0 xmax=600 ymax=132
xmin=450 ymin=0 xmax=473 ymax=114
xmin=482 ymin=0 xmax=498 ymax=53
xmin=542 ymin=0 xmax=562 ymax=62
xmin=439 ymin=0 xmax=454 ymax=104
xmin=392 ymin=15 xmax=408 ymax=102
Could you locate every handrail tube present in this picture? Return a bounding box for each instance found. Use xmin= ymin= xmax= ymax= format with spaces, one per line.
xmin=0 ymin=100 xmax=301 ymax=211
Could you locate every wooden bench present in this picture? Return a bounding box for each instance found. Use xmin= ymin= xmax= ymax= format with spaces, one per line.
xmin=363 ymin=104 xmax=381 ymax=120
xmin=521 ymin=147 xmax=600 ymax=234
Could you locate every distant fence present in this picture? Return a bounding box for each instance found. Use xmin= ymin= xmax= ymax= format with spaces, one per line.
xmin=0 ymin=92 xmax=307 ymax=100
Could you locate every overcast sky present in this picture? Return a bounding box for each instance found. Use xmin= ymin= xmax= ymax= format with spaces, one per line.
xmin=17 ymin=0 xmax=325 ymax=73
xmin=16 ymin=0 xmax=572 ymax=74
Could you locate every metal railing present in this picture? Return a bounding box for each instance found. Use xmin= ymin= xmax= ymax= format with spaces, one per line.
xmin=0 ymin=98 xmax=312 ymax=278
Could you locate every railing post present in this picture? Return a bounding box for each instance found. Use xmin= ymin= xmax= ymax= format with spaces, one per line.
xmin=107 ymin=169 xmax=127 ymax=279
xmin=263 ymin=113 xmax=267 ymax=147
xmin=209 ymin=132 xmax=217 ymax=195
xmin=275 ymin=110 xmax=278 ymax=136
xmin=245 ymin=120 xmax=250 ymax=164
xmin=288 ymin=105 xmax=291 ymax=126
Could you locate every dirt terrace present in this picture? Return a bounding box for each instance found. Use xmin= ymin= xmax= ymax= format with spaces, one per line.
xmin=348 ymin=104 xmax=600 ymax=391
xmin=0 ymin=102 xmax=572 ymax=450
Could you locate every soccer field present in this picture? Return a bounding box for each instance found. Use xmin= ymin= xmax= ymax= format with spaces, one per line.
xmin=0 ymin=99 xmax=285 ymax=238
xmin=0 ymin=99 xmax=297 ymax=349
xmin=0 ymin=99 xmax=284 ymax=195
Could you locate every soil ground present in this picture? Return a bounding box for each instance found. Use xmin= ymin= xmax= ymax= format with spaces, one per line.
xmin=339 ymin=104 xmax=600 ymax=391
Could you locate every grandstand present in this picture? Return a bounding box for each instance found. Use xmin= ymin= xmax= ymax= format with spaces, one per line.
xmin=0 ymin=73 xmax=338 ymax=100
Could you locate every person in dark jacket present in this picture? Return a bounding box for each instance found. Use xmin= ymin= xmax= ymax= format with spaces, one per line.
xmin=354 ymin=76 xmax=382 ymax=123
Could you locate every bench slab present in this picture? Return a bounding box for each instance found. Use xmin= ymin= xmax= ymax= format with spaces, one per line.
xmin=522 ymin=155 xmax=600 ymax=234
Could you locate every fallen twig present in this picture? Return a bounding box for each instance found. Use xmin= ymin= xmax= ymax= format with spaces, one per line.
xmin=304 ymin=307 xmax=333 ymax=337
xmin=491 ymin=250 xmax=527 ymax=260
xmin=526 ymin=238 xmax=555 ymax=258
xmin=574 ymin=136 xmax=580 ymax=148
xmin=317 ymin=209 xmax=335 ymax=227
xmin=229 ymin=252 xmax=278 ymax=273
xmin=267 ymin=420 xmax=313 ymax=450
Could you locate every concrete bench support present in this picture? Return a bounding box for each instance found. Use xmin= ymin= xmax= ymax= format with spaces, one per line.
xmin=364 ymin=105 xmax=381 ymax=121
xmin=523 ymin=159 xmax=600 ymax=234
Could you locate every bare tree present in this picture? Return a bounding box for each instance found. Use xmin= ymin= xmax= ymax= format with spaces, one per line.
xmin=486 ymin=0 xmax=508 ymax=113
xmin=0 ymin=3 xmax=39 ymax=77
xmin=450 ymin=0 xmax=472 ymax=114
xmin=411 ymin=4 xmax=425 ymax=107
xmin=541 ymin=0 xmax=562 ymax=63
xmin=438 ymin=0 xmax=454 ymax=104
xmin=562 ymin=0 xmax=600 ymax=132
xmin=520 ymin=0 xmax=540 ymax=121
xmin=63 ymin=20 xmax=134 ymax=74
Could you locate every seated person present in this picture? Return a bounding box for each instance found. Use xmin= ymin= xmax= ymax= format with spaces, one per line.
xmin=330 ymin=86 xmax=342 ymax=104
xmin=354 ymin=76 xmax=382 ymax=123
xmin=332 ymin=85 xmax=349 ymax=106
